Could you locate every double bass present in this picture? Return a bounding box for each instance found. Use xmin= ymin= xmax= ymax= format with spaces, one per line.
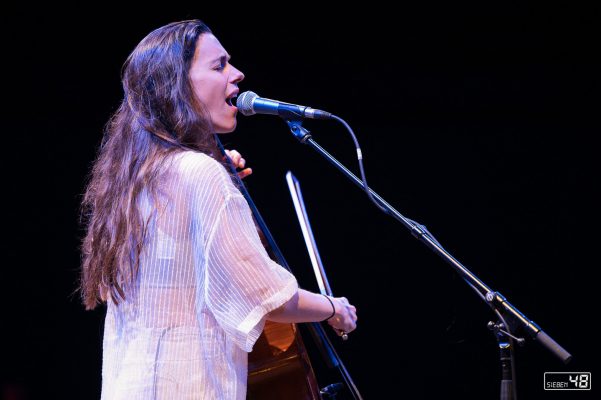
xmin=217 ymin=138 xmax=362 ymax=399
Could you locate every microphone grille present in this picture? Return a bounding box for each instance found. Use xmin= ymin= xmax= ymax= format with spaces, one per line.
xmin=236 ymin=91 xmax=257 ymax=116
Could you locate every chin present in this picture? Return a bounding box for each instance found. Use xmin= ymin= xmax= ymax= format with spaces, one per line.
xmin=216 ymin=122 xmax=237 ymax=134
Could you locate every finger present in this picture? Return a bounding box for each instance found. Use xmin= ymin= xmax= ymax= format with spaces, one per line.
xmin=224 ymin=149 xmax=239 ymax=165
xmin=238 ymin=157 xmax=246 ymax=168
xmin=348 ymin=319 xmax=357 ymax=331
xmin=237 ymin=168 xmax=253 ymax=179
xmin=327 ymin=319 xmax=340 ymax=330
xmin=228 ymin=149 xmax=240 ymax=159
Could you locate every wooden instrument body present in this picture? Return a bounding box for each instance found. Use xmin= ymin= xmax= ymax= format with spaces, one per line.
xmin=248 ymin=321 xmax=321 ymax=399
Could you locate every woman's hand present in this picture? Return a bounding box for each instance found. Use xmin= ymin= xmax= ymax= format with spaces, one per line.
xmin=327 ymin=296 xmax=357 ymax=336
xmin=224 ymin=149 xmax=252 ymax=179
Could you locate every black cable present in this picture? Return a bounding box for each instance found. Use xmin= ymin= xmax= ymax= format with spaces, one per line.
xmin=331 ymin=115 xmax=390 ymax=215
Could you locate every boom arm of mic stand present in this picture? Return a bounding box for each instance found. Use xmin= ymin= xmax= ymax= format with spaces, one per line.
xmin=284 ymin=119 xmax=572 ymax=364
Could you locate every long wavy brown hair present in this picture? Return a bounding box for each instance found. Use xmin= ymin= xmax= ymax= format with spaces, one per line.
xmin=80 ymin=20 xmax=222 ymax=310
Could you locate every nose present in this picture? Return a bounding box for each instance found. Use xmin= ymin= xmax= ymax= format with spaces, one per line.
xmin=230 ymin=64 xmax=244 ymax=84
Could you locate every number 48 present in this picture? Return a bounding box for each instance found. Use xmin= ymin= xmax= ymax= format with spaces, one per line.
xmin=569 ymin=374 xmax=590 ymax=388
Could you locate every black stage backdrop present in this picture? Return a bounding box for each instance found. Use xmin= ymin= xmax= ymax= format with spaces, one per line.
xmin=4 ymin=4 xmax=599 ymax=399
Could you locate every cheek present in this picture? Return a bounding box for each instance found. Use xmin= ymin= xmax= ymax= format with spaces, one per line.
xmin=190 ymin=74 xmax=227 ymax=113
xmin=191 ymin=78 xmax=211 ymax=104
xmin=197 ymin=83 xmax=222 ymax=109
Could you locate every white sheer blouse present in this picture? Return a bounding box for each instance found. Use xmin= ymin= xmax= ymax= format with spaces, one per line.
xmin=100 ymin=151 xmax=298 ymax=400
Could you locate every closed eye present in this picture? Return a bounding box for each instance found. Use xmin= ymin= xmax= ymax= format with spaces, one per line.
xmin=214 ymin=55 xmax=229 ymax=71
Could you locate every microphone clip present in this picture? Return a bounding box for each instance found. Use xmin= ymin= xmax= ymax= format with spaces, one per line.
xmin=285 ymin=119 xmax=312 ymax=143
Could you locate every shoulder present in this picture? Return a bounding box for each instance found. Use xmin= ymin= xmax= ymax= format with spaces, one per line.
xmin=175 ymin=150 xmax=219 ymax=173
xmin=172 ymin=150 xmax=238 ymax=198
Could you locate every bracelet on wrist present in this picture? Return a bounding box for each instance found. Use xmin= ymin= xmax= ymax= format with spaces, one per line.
xmin=322 ymin=294 xmax=336 ymax=321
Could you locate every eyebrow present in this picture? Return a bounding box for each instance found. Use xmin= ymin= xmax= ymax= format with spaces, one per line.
xmin=210 ymin=54 xmax=231 ymax=64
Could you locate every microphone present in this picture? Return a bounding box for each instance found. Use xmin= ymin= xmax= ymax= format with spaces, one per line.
xmin=236 ymin=91 xmax=333 ymax=120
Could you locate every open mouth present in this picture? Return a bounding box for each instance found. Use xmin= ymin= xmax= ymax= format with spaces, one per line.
xmin=226 ymin=93 xmax=237 ymax=107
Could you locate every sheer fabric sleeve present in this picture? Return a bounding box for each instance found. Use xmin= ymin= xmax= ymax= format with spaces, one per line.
xmin=204 ymin=193 xmax=298 ymax=352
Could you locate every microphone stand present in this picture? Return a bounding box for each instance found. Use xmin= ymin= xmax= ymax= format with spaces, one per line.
xmin=283 ymin=118 xmax=572 ymax=399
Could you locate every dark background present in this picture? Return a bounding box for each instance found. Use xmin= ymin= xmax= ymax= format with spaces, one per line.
xmin=3 ymin=3 xmax=599 ymax=399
